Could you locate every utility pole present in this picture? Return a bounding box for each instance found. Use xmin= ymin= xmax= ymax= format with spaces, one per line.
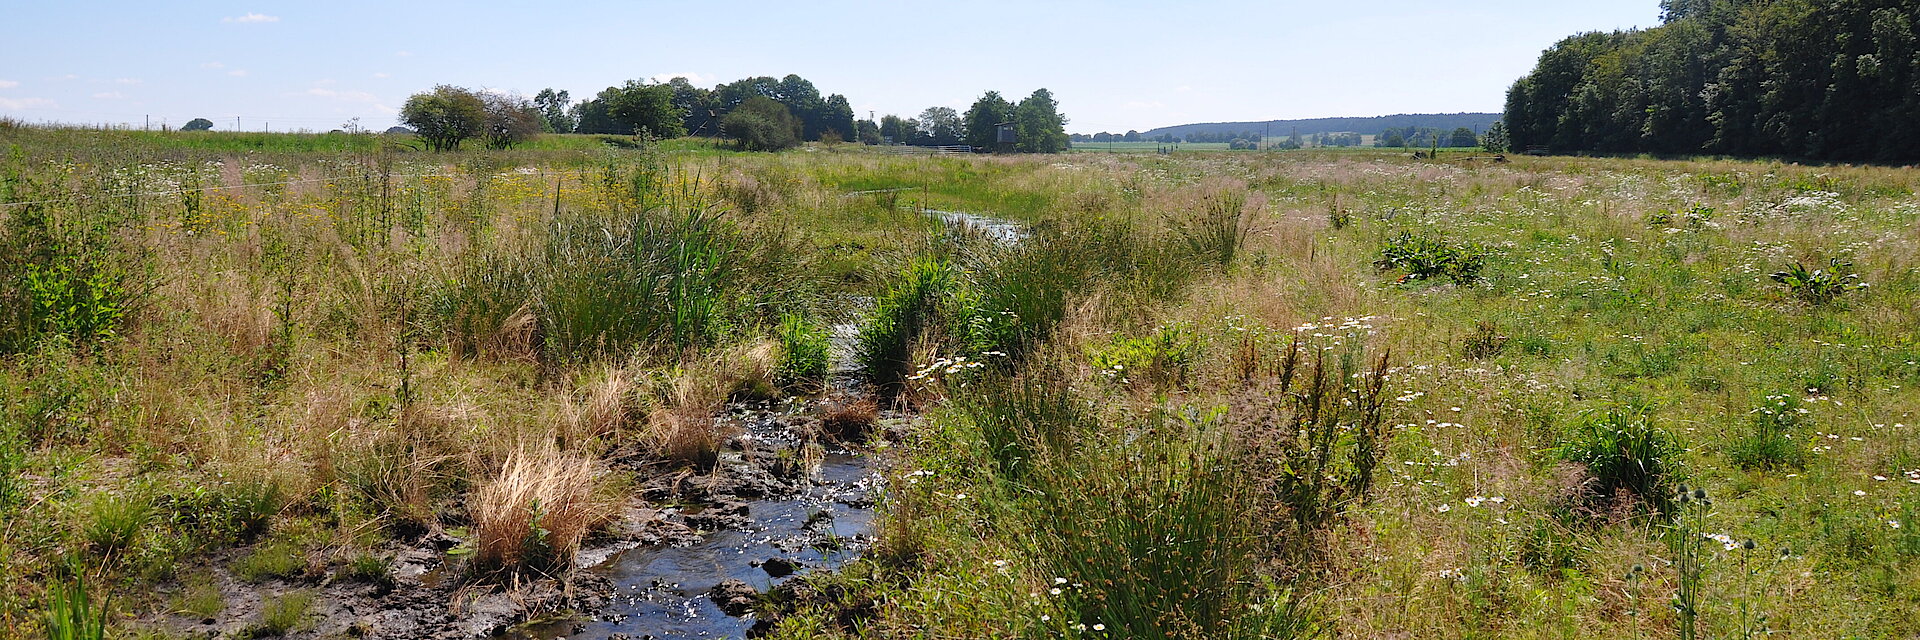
xmin=1264 ymin=121 xmax=1270 ymax=151
xmin=236 ymin=116 xmax=241 ymax=131
xmin=145 ymin=114 xmax=149 ymax=130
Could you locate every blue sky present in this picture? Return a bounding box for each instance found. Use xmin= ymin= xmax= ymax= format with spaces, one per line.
xmin=0 ymin=1 xmax=1661 ymax=134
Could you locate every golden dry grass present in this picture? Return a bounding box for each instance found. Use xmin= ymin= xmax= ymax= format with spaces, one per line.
xmin=471 ymin=448 xmax=614 ymax=573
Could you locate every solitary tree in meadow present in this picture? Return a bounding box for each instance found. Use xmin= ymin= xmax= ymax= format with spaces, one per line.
xmin=400 ymin=85 xmax=487 ymax=151
xmin=182 ymin=118 xmax=214 ymax=131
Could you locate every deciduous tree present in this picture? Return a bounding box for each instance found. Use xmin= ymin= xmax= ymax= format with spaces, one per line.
xmin=722 ymin=96 xmax=801 ymax=151
xmin=401 ymin=85 xmax=487 ymax=151
xmin=1012 ymin=88 xmax=1068 ymax=153
xmin=964 ymin=91 xmax=1014 ymax=149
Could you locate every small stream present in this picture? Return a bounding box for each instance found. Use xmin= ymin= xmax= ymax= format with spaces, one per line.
xmin=515 ymin=443 xmax=880 ymax=639
xmin=507 ymin=205 xmax=1018 ymax=640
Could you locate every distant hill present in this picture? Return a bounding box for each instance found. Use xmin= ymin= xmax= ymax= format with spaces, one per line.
xmin=1137 ymin=113 xmax=1501 ymax=139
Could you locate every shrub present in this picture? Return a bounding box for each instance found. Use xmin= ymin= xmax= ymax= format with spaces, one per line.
xmin=723 ymin=96 xmax=803 ymax=152
xmin=1769 ymin=258 xmax=1867 ymax=305
xmin=1727 ymin=393 xmax=1809 ymax=471
xmin=1088 ymin=323 xmax=1200 ymax=390
xmin=1231 ymin=338 xmax=1394 ymax=561
xmin=775 ymin=314 xmax=832 ymax=393
xmin=22 ymin=262 xmax=127 ymax=347
xmin=1 ymin=201 xmax=140 ymax=353
xmin=472 ymin=450 xmax=614 ymax=574
xmin=1557 ymin=404 xmax=1677 ymax=514
xmin=1375 ymin=231 xmax=1486 ymax=284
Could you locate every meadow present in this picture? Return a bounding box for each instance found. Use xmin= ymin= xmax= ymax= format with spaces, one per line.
xmin=0 ymin=124 xmax=1917 ymax=639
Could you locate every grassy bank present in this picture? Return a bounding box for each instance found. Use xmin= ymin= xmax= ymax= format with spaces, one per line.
xmin=1 ymin=127 xmax=1917 ymax=638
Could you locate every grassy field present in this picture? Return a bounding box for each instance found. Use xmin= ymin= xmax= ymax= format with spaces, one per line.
xmin=1 ymin=127 xmax=1917 ymax=639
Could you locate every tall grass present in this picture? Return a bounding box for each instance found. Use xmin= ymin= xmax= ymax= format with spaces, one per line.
xmin=774 ymin=313 xmax=831 ymax=392
xmin=1557 ymin=403 xmax=1678 ymax=515
xmin=537 ymin=195 xmax=806 ymax=361
xmin=1170 ymin=187 xmax=1255 ymax=268
xmin=1029 ymin=420 xmax=1315 ymax=639
xmin=857 ymin=257 xmax=962 ymax=396
xmin=43 ymin=579 xmax=107 ymax=640
xmin=472 ymin=450 xmax=614 ymax=574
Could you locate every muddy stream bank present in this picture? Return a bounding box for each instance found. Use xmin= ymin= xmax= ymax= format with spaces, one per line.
xmin=143 ymin=206 xmax=1015 ymax=640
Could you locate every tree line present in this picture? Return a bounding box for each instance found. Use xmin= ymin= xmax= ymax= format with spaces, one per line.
xmin=397 ymin=75 xmax=1069 ymax=154
xmin=860 ymin=89 xmax=1068 ymax=153
xmin=1505 ymin=0 xmax=1920 ymax=162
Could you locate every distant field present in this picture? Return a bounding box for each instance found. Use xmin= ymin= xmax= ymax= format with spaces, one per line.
xmin=1070 ymin=140 xmax=1488 ymax=154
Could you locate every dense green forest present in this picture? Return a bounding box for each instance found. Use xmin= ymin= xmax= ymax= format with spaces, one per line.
xmin=1505 ymin=0 xmax=1920 ymax=162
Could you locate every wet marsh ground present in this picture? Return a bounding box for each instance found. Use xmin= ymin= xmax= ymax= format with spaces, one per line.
xmin=1 ymin=127 xmax=1918 ymax=638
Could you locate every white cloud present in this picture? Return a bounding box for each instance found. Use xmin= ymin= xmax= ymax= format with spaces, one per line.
xmin=1121 ymin=101 xmax=1166 ymax=110
xmin=649 ymin=72 xmax=710 ymax=84
xmin=0 ymin=80 xmax=17 ymax=89
xmin=222 ymin=13 xmax=279 ymax=23
xmin=92 ymin=92 xmax=124 ymax=100
xmin=371 ymin=72 xmax=390 ymax=79
xmin=115 ymin=78 xmax=142 ymax=85
xmin=228 ymin=70 xmax=249 ymax=77
xmin=202 ymin=61 xmax=225 ymax=69
xmin=0 ymin=97 xmax=57 ymax=109
xmin=394 ymin=50 xmax=412 ymax=57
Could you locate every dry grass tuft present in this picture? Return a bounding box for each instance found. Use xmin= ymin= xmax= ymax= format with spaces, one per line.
xmin=471 ymin=449 xmax=614 ymax=574
xmin=578 ymin=365 xmax=636 ymax=442
xmin=816 ymin=397 xmax=879 ymax=444
xmin=643 ymin=409 xmax=727 ymax=471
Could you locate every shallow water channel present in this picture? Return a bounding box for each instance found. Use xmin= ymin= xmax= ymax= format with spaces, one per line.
xmin=506 ymin=206 xmax=1019 ymax=640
